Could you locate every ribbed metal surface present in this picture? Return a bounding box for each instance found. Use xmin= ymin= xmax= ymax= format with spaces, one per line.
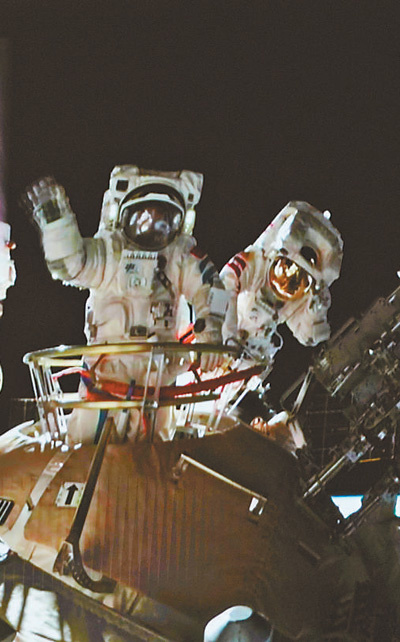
xmin=78 ymin=426 xmax=329 ymax=636
xmin=0 ymin=498 xmax=13 ymax=525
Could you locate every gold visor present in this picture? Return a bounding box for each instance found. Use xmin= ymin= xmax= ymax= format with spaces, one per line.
xmin=268 ymin=257 xmax=313 ymax=301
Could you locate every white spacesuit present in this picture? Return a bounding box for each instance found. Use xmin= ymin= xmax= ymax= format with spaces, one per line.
xmin=222 ymin=200 xmax=343 ymax=373
xmin=25 ymin=166 xmax=228 ymax=441
xmin=221 ymin=200 xmax=343 ymax=452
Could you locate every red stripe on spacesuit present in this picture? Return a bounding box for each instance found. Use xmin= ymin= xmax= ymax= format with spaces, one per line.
xmin=228 ymin=260 xmax=241 ymax=278
xmin=234 ymin=254 xmax=246 ymax=270
xmin=178 ymin=324 xmax=196 ymax=344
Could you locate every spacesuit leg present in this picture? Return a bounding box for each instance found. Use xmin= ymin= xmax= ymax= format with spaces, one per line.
xmin=124 ymin=406 xmax=175 ymax=443
xmin=66 ymin=407 xmax=111 ymax=446
xmin=67 ymin=406 xmax=175 ymax=446
xmin=153 ymin=406 xmax=176 ymax=441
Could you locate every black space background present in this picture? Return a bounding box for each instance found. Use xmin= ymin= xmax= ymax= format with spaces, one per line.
xmin=0 ymin=0 xmax=399 ymax=433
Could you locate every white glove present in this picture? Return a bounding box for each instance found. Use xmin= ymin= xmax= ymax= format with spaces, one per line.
xmin=24 ymin=177 xmax=83 ymax=265
xmin=24 ymin=176 xmax=74 ymax=228
xmin=194 ymin=327 xmax=225 ymax=373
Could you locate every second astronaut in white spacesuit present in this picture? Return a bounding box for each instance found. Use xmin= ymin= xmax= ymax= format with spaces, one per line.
xmin=25 ymin=166 xmax=228 ymax=442
xmin=221 ymin=200 xmax=343 ymax=452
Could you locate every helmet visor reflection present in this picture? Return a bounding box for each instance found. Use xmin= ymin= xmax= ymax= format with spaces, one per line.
xmin=269 ymin=257 xmax=314 ymax=301
xmin=121 ymin=201 xmax=183 ymax=250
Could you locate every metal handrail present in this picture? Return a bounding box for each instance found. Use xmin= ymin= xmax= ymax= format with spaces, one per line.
xmin=23 ymin=341 xmax=244 ymax=438
xmin=23 ymin=341 xmax=238 ymax=366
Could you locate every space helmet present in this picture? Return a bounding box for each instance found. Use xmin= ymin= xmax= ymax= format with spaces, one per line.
xmin=98 ymin=165 xmax=203 ymax=250
xmin=254 ymin=201 xmax=343 ymax=303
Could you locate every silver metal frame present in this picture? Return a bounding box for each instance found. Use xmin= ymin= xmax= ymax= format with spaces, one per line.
xmin=23 ymin=342 xmax=239 ymax=439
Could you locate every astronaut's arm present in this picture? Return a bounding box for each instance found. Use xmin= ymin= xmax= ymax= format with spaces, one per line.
xmin=181 ymin=247 xmax=230 ymax=370
xmin=220 ymin=250 xmax=258 ymax=293
xmin=184 ymin=250 xmax=230 ymax=342
xmin=220 ymin=250 xmax=258 ymax=343
xmin=286 ymin=286 xmax=332 ymax=346
xmin=24 ymin=177 xmax=105 ymax=288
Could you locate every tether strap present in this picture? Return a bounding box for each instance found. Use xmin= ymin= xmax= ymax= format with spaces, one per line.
xmin=54 ymin=416 xmax=116 ymax=593
xmin=81 ymin=364 xmax=264 ymax=401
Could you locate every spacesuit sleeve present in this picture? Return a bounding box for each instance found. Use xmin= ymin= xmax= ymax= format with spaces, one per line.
xmin=181 ymin=242 xmax=229 ymax=342
xmin=285 ymin=287 xmax=332 ymax=346
xmin=24 ymin=177 xmax=108 ymax=289
xmin=220 ymin=250 xmax=260 ymax=294
xmin=219 ymin=249 xmax=261 ymax=342
xmin=42 ymin=223 xmax=108 ymax=289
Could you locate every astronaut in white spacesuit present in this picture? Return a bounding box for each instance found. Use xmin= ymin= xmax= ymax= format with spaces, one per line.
xmin=25 ymin=166 xmax=228 ymax=442
xmin=221 ymin=200 xmax=343 ymax=451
